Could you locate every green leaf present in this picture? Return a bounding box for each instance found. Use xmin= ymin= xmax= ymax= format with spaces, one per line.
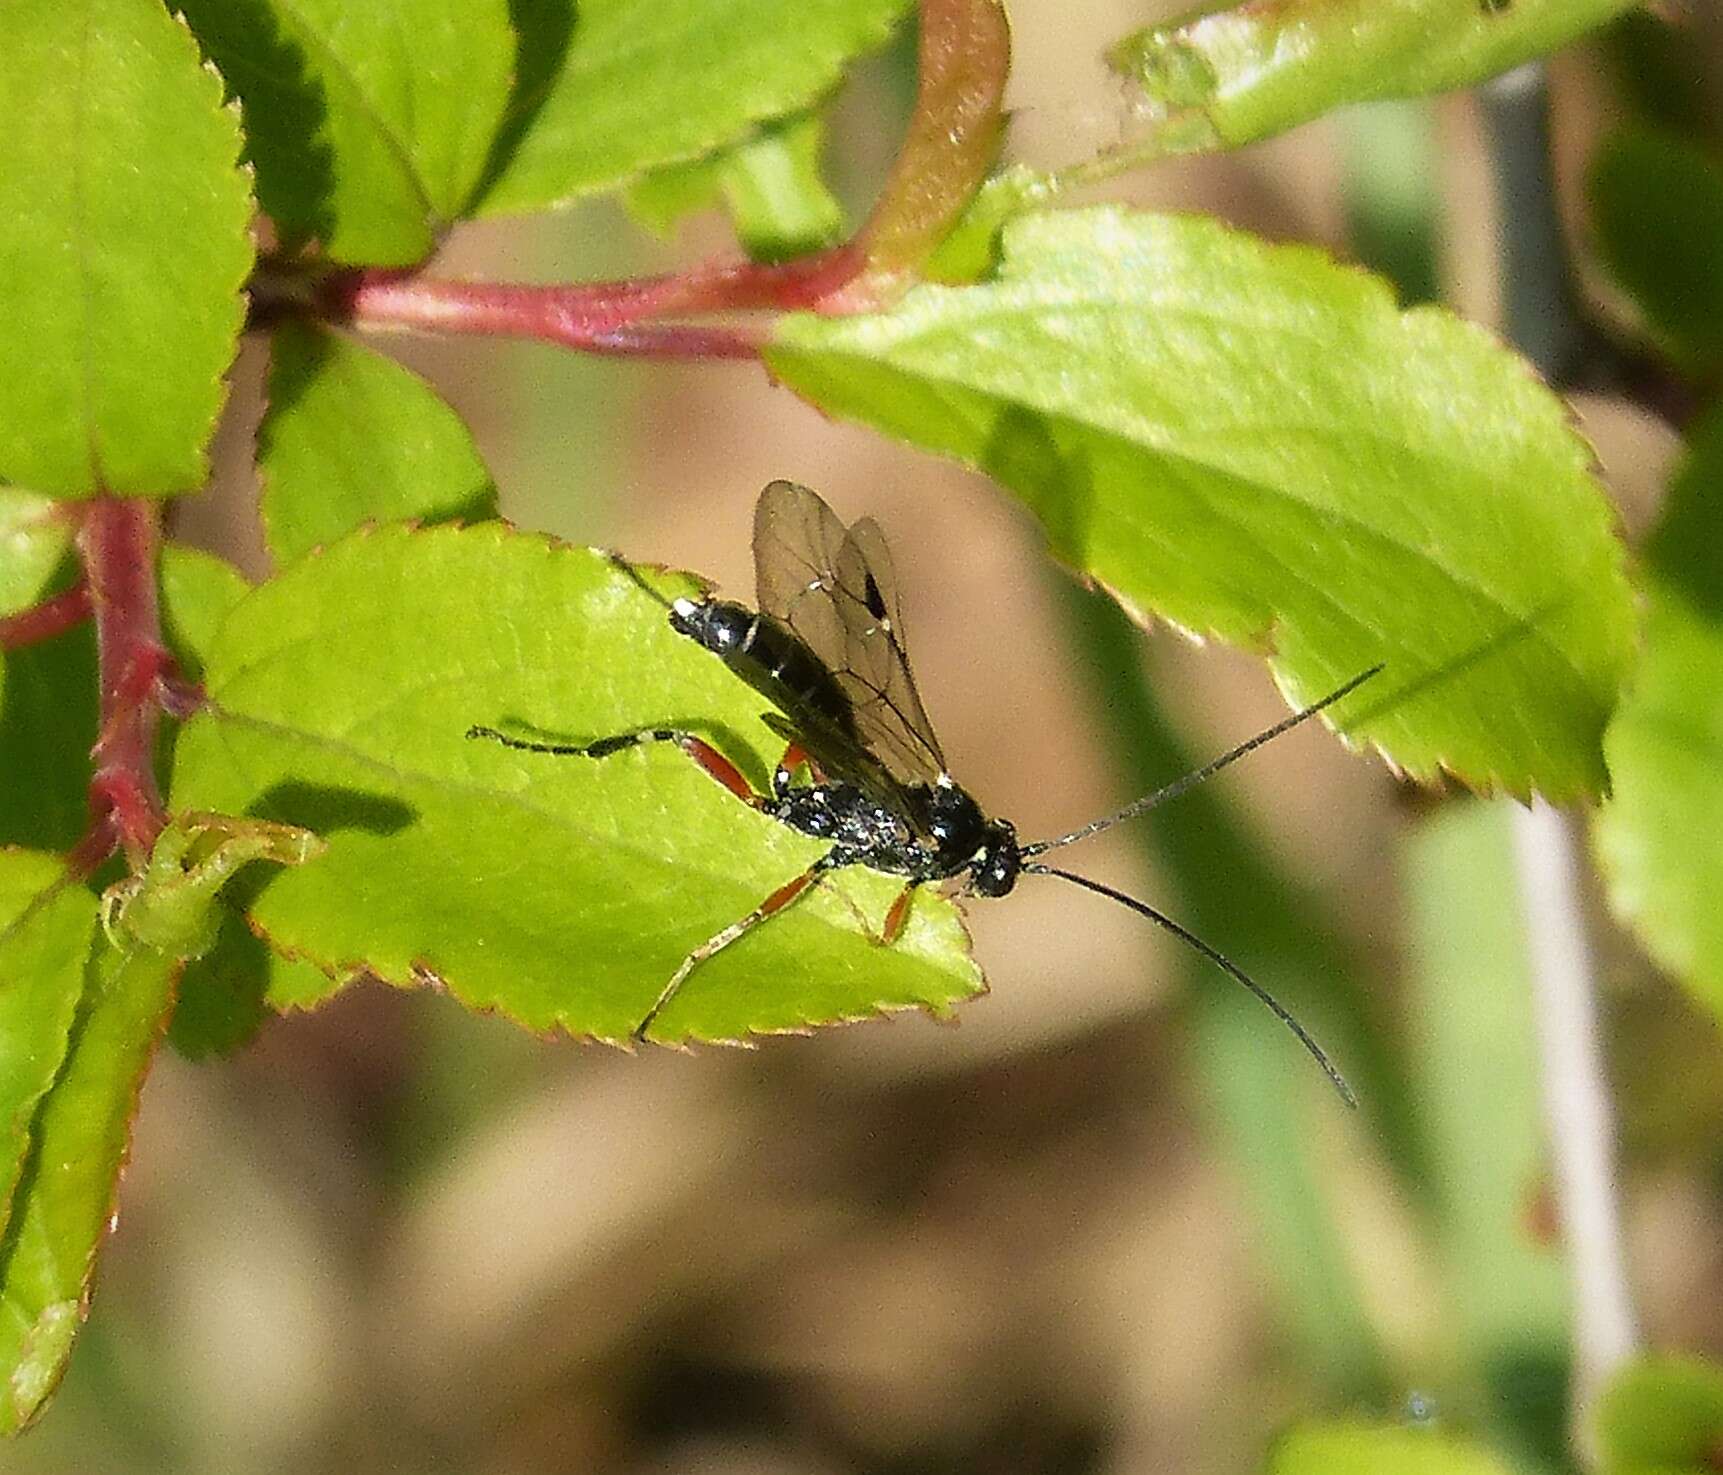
xmin=1269 ymin=1421 xmax=1515 ymax=1475
xmin=0 ymin=855 xmax=98 ymax=1233
xmin=0 ymin=0 xmax=253 ymax=496
xmin=260 ymin=322 xmax=497 ymax=566
xmin=158 ymin=545 xmax=251 ymax=687
xmin=1596 ymin=1355 xmax=1723 ymax=1474
xmin=769 ymin=208 xmax=1634 ymax=800
xmin=178 ymin=0 xmax=514 ymax=265
xmin=1588 ymin=126 xmax=1723 ymax=378
xmin=168 ymin=523 xmax=982 ymax=1042
xmin=0 ymin=493 xmax=87 ymax=851
xmin=0 ymin=492 xmax=72 ymax=619
xmin=1107 ymin=0 xmax=1638 ymax=163
xmin=477 ymin=0 xmax=908 ymax=217
xmin=0 ymin=936 xmax=178 ymax=1435
xmin=153 ymin=542 xmax=335 ymax=1056
xmin=1596 ymin=409 xmax=1723 ymax=1021
xmin=627 ymin=111 xmax=846 ymax=263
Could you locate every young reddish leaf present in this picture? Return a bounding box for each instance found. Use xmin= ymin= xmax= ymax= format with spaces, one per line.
xmin=0 ymin=0 xmax=253 ymax=496
xmin=260 ymin=323 xmax=497 ymax=567
xmin=769 ymin=208 xmax=1634 ymax=801
xmin=168 ymin=523 xmax=982 ymax=1043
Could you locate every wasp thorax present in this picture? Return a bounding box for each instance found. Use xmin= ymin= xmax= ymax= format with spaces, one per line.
xmin=670 ymin=597 xmax=754 ymax=655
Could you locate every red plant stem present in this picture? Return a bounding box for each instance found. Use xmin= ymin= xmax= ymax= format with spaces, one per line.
xmin=0 ymin=582 xmax=92 ymax=649
xmin=312 ymin=0 xmax=1011 ymax=352
xmin=75 ymin=498 xmax=171 ymax=864
xmin=325 ymin=244 xmax=864 ymax=353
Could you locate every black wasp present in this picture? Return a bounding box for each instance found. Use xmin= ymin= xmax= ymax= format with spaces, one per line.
xmin=471 ymin=481 xmax=1379 ymax=1102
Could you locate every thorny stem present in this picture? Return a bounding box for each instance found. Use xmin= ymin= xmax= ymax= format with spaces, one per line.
xmin=1484 ymin=64 xmax=1639 ymax=1458
xmin=0 ymin=582 xmax=91 ymax=649
xmin=71 ymin=498 xmax=179 ymax=871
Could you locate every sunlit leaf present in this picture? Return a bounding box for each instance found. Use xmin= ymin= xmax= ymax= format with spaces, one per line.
xmin=477 ymin=0 xmax=907 ymax=216
xmin=0 ymin=854 xmax=97 ymax=1232
xmin=1107 ymin=0 xmax=1637 ymax=164
xmin=770 ymin=208 xmax=1633 ymax=800
xmin=0 ymin=492 xmax=72 ymax=619
xmin=0 ymin=937 xmax=177 ymax=1434
xmin=260 ymin=323 xmax=497 ymax=566
xmin=168 ymin=523 xmax=982 ymax=1043
xmin=179 ymin=0 xmax=514 ymax=264
xmin=0 ymin=0 xmax=252 ymax=495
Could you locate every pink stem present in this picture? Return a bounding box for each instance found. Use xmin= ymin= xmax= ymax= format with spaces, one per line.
xmin=0 ymin=582 xmax=92 ymax=649
xmin=75 ymin=499 xmax=171 ymax=864
xmin=326 ymin=245 xmax=864 ymax=353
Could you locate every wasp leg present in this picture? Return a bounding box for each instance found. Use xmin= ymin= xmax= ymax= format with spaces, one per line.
xmin=823 ymin=879 xmax=917 ymax=947
xmin=468 ymin=724 xmax=759 ymax=805
xmin=881 ymin=883 xmax=916 ymax=945
xmin=771 ymin=740 xmax=817 ymax=799
xmin=634 ymin=854 xmax=840 ymax=1042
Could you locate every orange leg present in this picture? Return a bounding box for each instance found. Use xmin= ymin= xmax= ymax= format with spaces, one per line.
xmin=634 ymin=858 xmax=836 ymax=1040
xmin=881 ymin=883 xmax=916 ymax=945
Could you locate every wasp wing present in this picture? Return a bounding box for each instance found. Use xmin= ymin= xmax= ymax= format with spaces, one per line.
xmin=831 ymin=515 xmax=947 ymax=783
xmin=751 ymin=480 xmax=947 ymax=790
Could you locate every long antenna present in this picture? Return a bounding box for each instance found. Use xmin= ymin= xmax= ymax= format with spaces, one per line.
xmin=1022 ymin=664 xmax=1383 ymax=857
xmin=1023 ymin=861 xmax=1357 ymax=1107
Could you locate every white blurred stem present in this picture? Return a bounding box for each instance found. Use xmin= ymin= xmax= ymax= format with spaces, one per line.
xmin=1483 ymin=63 xmax=1640 ymax=1461
xmin=1510 ymin=802 xmax=1638 ymax=1448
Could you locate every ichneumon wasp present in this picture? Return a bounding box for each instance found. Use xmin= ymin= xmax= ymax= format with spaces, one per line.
xmin=470 ymin=481 xmax=1380 ymax=1103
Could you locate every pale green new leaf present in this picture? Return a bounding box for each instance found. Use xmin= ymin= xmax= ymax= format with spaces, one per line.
xmin=0 ymin=0 xmax=253 ymax=496
xmin=260 ymin=323 xmax=497 ymax=566
xmin=178 ymin=0 xmax=514 ymax=264
xmin=1269 ymin=1422 xmax=1514 ymax=1475
xmin=0 ymin=854 xmax=98 ymax=1234
xmin=1596 ymin=1356 xmax=1723 ymax=1475
xmin=168 ymin=524 xmax=982 ymax=1042
xmin=1595 ymin=410 xmax=1723 ymax=1022
xmin=770 ymin=208 xmax=1633 ymax=800
xmin=627 ymin=112 xmax=846 ymax=263
xmin=477 ymin=0 xmax=907 ymax=216
xmin=0 ymin=936 xmax=178 ymax=1435
xmin=1107 ymin=0 xmax=1637 ymax=163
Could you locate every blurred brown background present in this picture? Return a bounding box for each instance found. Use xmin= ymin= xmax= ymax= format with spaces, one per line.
xmin=17 ymin=4 xmax=1723 ymax=1473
